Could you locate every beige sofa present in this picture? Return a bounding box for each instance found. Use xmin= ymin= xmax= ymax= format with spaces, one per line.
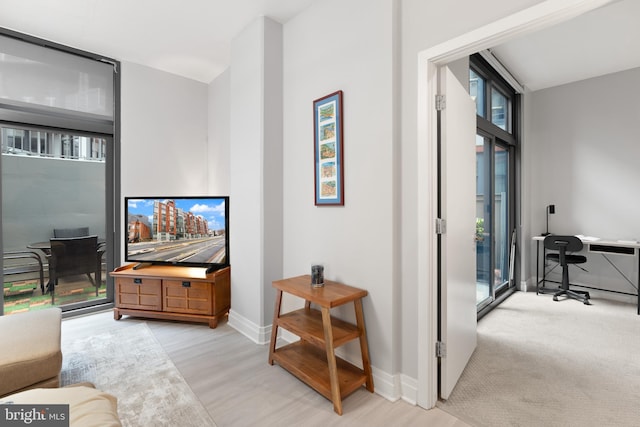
xmin=0 ymin=309 xmax=121 ymax=425
xmin=0 ymin=384 xmax=121 ymax=427
xmin=0 ymin=307 xmax=62 ymax=397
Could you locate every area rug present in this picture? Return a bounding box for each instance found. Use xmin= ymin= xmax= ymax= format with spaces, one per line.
xmin=437 ymin=291 xmax=640 ymax=427
xmin=61 ymin=323 xmax=217 ymax=427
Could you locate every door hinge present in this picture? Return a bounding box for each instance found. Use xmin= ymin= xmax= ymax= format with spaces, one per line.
xmin=436 ymin=341 xmax=446 ymax=358
xmin=435 ymin=94 xmax=446 ymax=111
xmin=435 ymin=218 xmax=446 ymax=234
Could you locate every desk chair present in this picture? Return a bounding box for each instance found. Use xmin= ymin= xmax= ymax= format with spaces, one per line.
xmin=544 ymin=235 xmax=590 ymax=305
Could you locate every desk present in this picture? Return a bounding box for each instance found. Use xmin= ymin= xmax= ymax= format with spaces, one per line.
xmin=534 ymin=235 xmax=640 ymax=314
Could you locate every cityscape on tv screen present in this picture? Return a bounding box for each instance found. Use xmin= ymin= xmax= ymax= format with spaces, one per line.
xmin=126 ymin=197 xmax=227 ymax=265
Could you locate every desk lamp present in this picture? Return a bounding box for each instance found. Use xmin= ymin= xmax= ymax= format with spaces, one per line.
xmin=542 ymin=204 xmax=555 ymax=236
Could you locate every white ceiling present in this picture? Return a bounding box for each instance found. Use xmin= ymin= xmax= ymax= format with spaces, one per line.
xmin=491 ymin=0 xmax=640 ymax=91
xmin=0 ymin=0 xmax=638 ymax=89
xmin=0 ymin=0 xmax=322 ymax=83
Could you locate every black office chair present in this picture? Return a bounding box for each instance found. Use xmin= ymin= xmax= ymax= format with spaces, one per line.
xmin=543 ymin=235 xmax=590 ymax=305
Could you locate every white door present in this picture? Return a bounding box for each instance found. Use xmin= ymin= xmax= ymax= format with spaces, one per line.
xmin=438 ymin=65 xmax=477 ymax=400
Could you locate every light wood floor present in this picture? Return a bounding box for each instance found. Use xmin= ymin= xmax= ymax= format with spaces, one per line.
xmin=62 ymin=310 xmax=469 ymax=427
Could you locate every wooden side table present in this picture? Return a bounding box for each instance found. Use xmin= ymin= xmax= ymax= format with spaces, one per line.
xmin=268 ymin=275 xmax=374 ymax=415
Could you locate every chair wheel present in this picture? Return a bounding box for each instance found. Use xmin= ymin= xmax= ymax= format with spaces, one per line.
xmin=584 ymin=300 xmax=591 ymax=305
xmin=553 ymin=296 xmax=558 ymax=301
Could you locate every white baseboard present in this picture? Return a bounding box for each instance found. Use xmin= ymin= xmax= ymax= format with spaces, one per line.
xmin=519 ymin=279 xmax=533 ymax=292
xmin=370 ymin=366 xmax=400 ymax=402
xmin=401 ymin=374 xmax=420 ymax=405
xmin=227 ymin=309 xmax=271 ymax=345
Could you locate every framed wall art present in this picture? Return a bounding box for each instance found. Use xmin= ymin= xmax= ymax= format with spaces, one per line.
xmin=313 ymin=90 xmax=344 ymax=206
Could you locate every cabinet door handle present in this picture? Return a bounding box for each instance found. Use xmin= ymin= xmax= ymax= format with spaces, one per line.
xmin=134 ymin=278 xmax=142 ymax=284
xmin=182 ymin=281 xmax=191 ymax=288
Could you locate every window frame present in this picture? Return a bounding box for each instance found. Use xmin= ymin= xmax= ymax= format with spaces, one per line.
xmin=0 ymin=27 xmax=121 ymax=316
xmin=470 ymin=53 xmax=517 ymax=144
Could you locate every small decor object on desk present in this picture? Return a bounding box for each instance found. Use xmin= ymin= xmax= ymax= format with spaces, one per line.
xmin=542 ymin=203 xmax=555 ymax=236
xmin=311 ymin=264 xmax=324 ymax=287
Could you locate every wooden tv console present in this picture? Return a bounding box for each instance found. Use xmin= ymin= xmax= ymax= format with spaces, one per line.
xmin=111 ymin=264 xmax=230 ymax=328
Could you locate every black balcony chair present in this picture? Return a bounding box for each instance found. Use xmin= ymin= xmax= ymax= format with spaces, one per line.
xmin=53 ymin=227 xmax=90 ymax=238
xmin=48 ymin=235 xmax=105 ymax=302
xmin=543 ymin=235 xmax=590 ymax=305
xmin=3 ymin=250 xmax=46 ymax=294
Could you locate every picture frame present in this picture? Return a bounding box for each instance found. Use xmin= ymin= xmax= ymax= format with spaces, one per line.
xmin=313 ymin=90 xmax=344 ymax=206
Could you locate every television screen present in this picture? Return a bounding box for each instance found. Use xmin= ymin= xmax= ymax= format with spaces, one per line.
xmin=125 ymin=196 xmax=229 ymax=270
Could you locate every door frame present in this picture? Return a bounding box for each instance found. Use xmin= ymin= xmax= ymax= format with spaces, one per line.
xmin=415 ymin=0 xmax=617 ymax=409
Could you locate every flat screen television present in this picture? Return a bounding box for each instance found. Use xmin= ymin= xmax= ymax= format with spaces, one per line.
xmin=125 ymin=196 xmax=229 ymax=272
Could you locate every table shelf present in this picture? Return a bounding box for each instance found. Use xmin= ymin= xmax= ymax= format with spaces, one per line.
xmin=276 ymin=308 xmax=360 ymax=349
xmin=271 ymin=341 xmax=367 ymax=401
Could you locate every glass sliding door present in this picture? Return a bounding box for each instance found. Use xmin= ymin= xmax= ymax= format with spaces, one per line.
xmin=475 ymin=134 xmax=491 ymax=307
xmin=475 ymin=133 xmax=513 ymax=309
xmin=471 ymin=53 xmax=518 ymax=314
xmin=493 ymin=144 xmax=510 ymax=294
xmin=2 ymin=125 xmax=111 ymax=313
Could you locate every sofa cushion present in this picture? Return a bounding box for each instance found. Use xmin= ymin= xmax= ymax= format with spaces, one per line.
xmin=0 ymin=308 xmax=62 ymax=397
xmin=0 ymin=385 xmax=121 ymax=427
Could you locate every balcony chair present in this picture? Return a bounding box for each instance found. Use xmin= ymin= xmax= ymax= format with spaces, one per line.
xmin=3 ymin=250 xmax=46 ymax=294
xmin=48 ymin=235 xmax=105 ymax=303
xmin=52 ymin=227 xmax=90 ymax=238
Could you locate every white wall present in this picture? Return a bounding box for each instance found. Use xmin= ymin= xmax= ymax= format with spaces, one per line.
xmin=262 ymin=18 xmax=284 ymax=328
xmin=282 ymin=0 xmax=397 ymax=386
xmin=208 ymin=68 xmax=230 ymax=195
xmin=527 ymin=67 xmax=640 ymax=298
xmin=227 ymin=17 xmax=283 ymax=338
xmin=120 ymin=62 xmax=209 ymax=198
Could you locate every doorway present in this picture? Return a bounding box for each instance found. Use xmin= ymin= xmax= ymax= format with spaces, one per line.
xmin=416 ymin=0 xmax=617 ymax=410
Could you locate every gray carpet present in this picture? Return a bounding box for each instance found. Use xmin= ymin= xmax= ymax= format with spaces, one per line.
xmin=61 ymin=322 xmax=217 ymax=427
xmin=437 ymin=291 xmax=640 ymax=427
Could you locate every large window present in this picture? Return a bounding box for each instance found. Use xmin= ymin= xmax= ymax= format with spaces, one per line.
xmin=0 ymin=29 xmax=119 ymax=316
xmin=471 ymin=58 xmax=514 ymax=134
xmin=470 ymin=53 xmax=518 ymax=315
